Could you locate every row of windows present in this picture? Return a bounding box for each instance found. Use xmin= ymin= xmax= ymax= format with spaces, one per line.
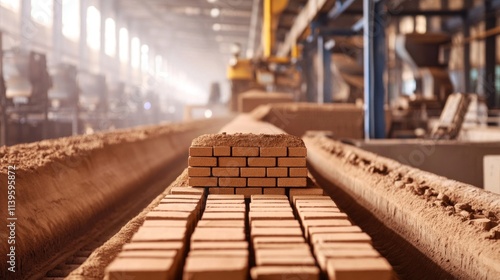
xmin=0 ymin=0 xmax=151 ymax=70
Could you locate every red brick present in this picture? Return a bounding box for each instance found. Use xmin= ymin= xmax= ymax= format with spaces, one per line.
xmin=190 ymin=241 xmax=248 ymax=250
xmin=251 ymin=194 xmax=288 ymax=201
xmin=189 ymin=157 xmax=217 ymax=167
xmin=122 ymin=242 xmax=184 ymax=252
xmin=311 ymin=232 xmax=372 ymax=244
xmin=326 ymin=258 xmax=392 ymax=280
xmin=250 ymin=266 xmax=319 ymax=280
xmin=142 ymin=220 xmax=188 ymax=228
xmin=170 ymin=187 xmax=205 ymax=195
xmin=316 ymin=249 xmax=380 ymax=272
xmin=183 ymin=256 xmax=247 ymax=280
xmin=189 ymin=177 xmax=218 ymax=187
xmin=255 ymin=255 xmax=315 ymax=266
xmin=250 ymin=207 xmax=293 ymax=212
xmin=209 ymin=187 xmax=235 ymax=195
xmin=219 ymin=177 xmax=247 ymax=187
xmin=219 ymin=157 xmax=247 ymax=167
xmin=289 ymin=167 xmax=308 ymax=177
xmin=131 ymin=227 xmax=186 ymax=242
xmin=164 ymin=194 xmax=203 ymax=200
xmin=145 ymin=211 xmax=194 ymax=221
xmin=207 ymin=194 xmax=245 ymax=200
xmin=232 ymin=147 xmax=259 ymax=156
xmin=197 ymin=220 xmax=246 ymax=228
xmin=251 ymin=220 xmax=301 ymax=228
xmin=278 ymin=158 xmax=306 ymax=167
xmin=260 ymin=147 xmax=287 ymax=157
xmin=240 ymin=167 xmax=266 ymax=177
xmin=263 ymin=188 xmax=286 ymax=195
xmin=212 ymin=167 xmax=239 ymax=177
xmin=251 ymin=227 xmax=303 ymax=239
xmin=188 ymin=250 xmax=249 ymax=257
xmin=235 ymin=187 xmax=262 ymax=198
xmin=213 ymin=146 xmax=231 ymax=156
xmin=298 ymin=212 xmax=348 ymax=221
xmin=249 ymin=211 xmax=295 ymax=222
xmin=266 ymin=167 xmax=288 ymax=177
xmin=204 ymin=207 xmax=245 ymax=213
xmin=278 ymin=178 xmax=307 ymax=187
xmin=188 ymin=167 xmax=211 ymax=177
xmin=202 ymin=212 xmax=245 ymax=220
xmin=248 ymin=177 xmax=276 ymax=187
xmin=288 ymin=147 xmax=307 ymax=157
xmin=289 ymin=188 xmax=324 ymax=198
xmin=248 ymin=157 xmax=276 ymax=167
xmin=106 ymin=257 xmax=175 ymax=280
xmin=189 ymin=146 xmax=213 ymax=157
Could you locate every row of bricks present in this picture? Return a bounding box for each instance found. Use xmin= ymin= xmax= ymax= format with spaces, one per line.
xmin=208 ymin=187 xmax=325 ymax=196
xmin=190 ymin=146 xmax=307 ymax=157
xmin=188 ymin=177 xmax=307 ymax=188
xmin=105 ymin=188 xmax=206 ymax=280
xmin=249 ymin=195 xmax=320 ymax=280
xmin=184 ymin=194 xmax=249 ymax=280
xmin=189 ymin=167 xmax=308 ymax=177
xmin=188 ymin=156 xmax=306 ymax=167
xmin=290 ymin=195 xmax=393 ymax=279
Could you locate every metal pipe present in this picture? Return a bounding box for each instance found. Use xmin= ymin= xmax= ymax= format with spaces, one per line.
xmin=263 ymin=0 xmax=272 ymax=58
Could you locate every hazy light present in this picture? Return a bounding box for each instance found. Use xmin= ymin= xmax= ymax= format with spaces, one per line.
xmin=0 ymin=0 xmax=20 ymax=12
xmin=144 ymin=102 xmax=152 ymax=110
xmin=212 ymin=23 xmax=221 ymax=31
xmin=131 ymin=37 xmax=140 ymax=68
xmin=155 ymin=55 xmax=162 ymax=74
xmin=204 ymin=109 xmax=213 ymax=118
xmin=207 ymin=0 xmax=217 ymax=3
xmin=62 ymin=0 xmax=80 ymax=40
xmin=105 ymin=18 xmax=116 ymax=56
xmin=31 ymin=0 xmax=53 ymax=26
xmin=86 ymin=6 xmax=101 ymax=50
xmin=141 ymin=44 xmax=149 ymax=72
xmin=119 ymin=28 xmax=129 ymax=62
xmin=210 ymin=8 xmax=220 ymax=18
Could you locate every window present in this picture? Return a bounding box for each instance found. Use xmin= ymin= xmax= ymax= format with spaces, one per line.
xmin=31 ymin=0 xmax=53 ymax=26
xmin=131 ymin=37 xmax=140 ymax=68
xmin=0 ymin=0 xmax=20 ymax=12
xmin=62 ymin=0 xmax=80 ymax=40
xmin=155 ymin=55 xmax=162 ymax=74
xmin=86 ymin=6 xmax=101 ymax=50
xmin=105 ymin=18 xmax=116 ymax=56
xmin=415 ymin=16 xmax=426 ymax=34
xmin=119 ymin=28 xmax=129 ymax=62
xmin=141 ymin=44 xmax=149 ymax=72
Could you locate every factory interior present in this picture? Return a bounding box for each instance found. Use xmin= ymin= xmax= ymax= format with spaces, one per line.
xmin=1 ymin=0 xmax=500 ymax=279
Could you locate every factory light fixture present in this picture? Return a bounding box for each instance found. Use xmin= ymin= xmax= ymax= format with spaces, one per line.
xmin=212 ymin=23 xmax=222 ymax=31
xmin=207 ymin=0 xmax=217 ymax=3
xmin=62 ymin=0 xmax=80 ymax=41
xmin=119 ymin=28 xmax=129 ymax=62
xmin=210 ymin=8 xmax=221 ymax=18
xmin=86 ymin=6 xmax=101 ymax=50
xmin=105 ymin=18 xmax=116 ymax=57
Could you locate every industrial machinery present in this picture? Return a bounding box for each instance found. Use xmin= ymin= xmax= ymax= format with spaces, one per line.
xmin=77 ymin=70 xmax=108 ymax=133
xmin=0 ymin=46 xmax=52 ymax=145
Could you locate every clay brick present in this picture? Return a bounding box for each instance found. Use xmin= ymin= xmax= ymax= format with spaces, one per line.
xmin=255 ymin=248 xmax=313 ymax=258
xmin=253 ymin=236 xmax=306 ymax=246
xmin=255 ymin=255 xmax=316 ymax=266
xmin=213 ymin=146 xmax=231 ymax=156
xmin=189 ymin=146 xmax=213 ymax=157
xmin=316 ymin=249 xmax=380 ymax=271
xmin=302 ymin=220 xmax=353 ymax=237
xmin=296 ymin=201 xmax=337 ymax=208
xmin=204 ymin=207 xmax=245 ymax=213
xmin=249 ymin=211 xmax=295 ymax=222
xmin=212 ymin=167 xmax=239 ymax=177
xmin=190 ymin=241 xmax=248 ymax=250
xmin=309 ymin=226 xmax=362 ymax=238
xmin=209 ymin=187 xmax=235 ymax=195
xmin=202 ymin=212 xmax=245 ymax=220
xmin=208 ymin=194 xmax=245 ymax=200
xmin=278 ymin=157 xmax=306 ymax=167
xmin=251 ymin=194 xmax=288 ymax=201
xmin=170 ymin=187 xmax=205 ymax=195
xmin=266 ymin=167 xmax=288 ymax=177
xmin=263 ymin=188 xmax=286 ymax=195
xmin=117 ymin=250 xmax=177 ymax=259
xmin=189 ymin=156 xmax=217 ymax=167
xmin=248 ymin=157 xmax=276 ymax=167
xmin=313 ymin=242 xmax=374 ymax=252
xmin=298 ymin=208 xmax=340 ymax=213
xmin=183 ymin=256 xmax=247 ymax=280
xmin=153 ymin=204 xmax=197 ymax=212
xmin=289 ymin=167 xmax=308 ymax=177
xmin=197 ymin=220 xmax=246 ymax=228
xmin=142 ymin=220 xmax=188 ymax=228
xmin=122 ymin=242 xmax=183 ymax=252
xmin=219 ymin=157 xmax=247 ymax=167
xmin=288 ymin=147 xmax=307 ymax=157
xmin=131 ymin=227 xmax=186 ymax=242
xmin=188 ymin=167 xmax=211 ymax=177
xmin=251 ymin=227 xmax=303 ymax=239
xmin=326 ymin=258 xmax=392 ymax=280
xmin=250 ymin=207 xmax=293 ymax=212
xmin=250 ymin=266 xmax=319 ymax=280
xmin=250 ymin=204 xmax=292 ymax=210
xmin=206 ymin=200 xmax=245 ymax=204
xmin=289 ymin=189 xmax=325 ymax=202
xmin=205 ymin=203 xmax=246 ymax=209
xmin=236 ymin=187 xmax=263 ymax=198
xmin=189 ymin=250 xmax=249 ymax=257
xmin=298 ymin=212 xmax=348 ymax=221
xmin=260 ymin=147 xmax=287 ymax=157
xmin=219 ymin=177 xmax=247 ymax=187
xmin=106 ymin=257 xmax=175 ymax=280
xmin=145 ymin=211 xmax=194 ymax=221
xmin=311 ymin=232 xmax=372 ymax=244
xmin=233 ymin=147 xmax=259 ymax=156
xmin=191 ymin=230 xmax=246 ymax=242
xmin=188 ymin=177 xmax=218 ymax=187
xmin=293 ymin=195 xmax=331 ymax=205
xmin=164 ymin=194 xmax=203 ymax=200
xmin=248 ymin=178 xmax=276 ymax=187
xmin=241 ymin=167 xmax=266 ymax=177
xmin=254 ymin=243 xmax=311 ymax=250
xmin=160 ymin=198 xmax=201 ymax=204
xmin=278 ymin=178 xmax=307 ymax=187
xmin=251 ymin=220 xmax=301 ymax=228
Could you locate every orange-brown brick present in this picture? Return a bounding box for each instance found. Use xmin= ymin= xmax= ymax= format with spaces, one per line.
xmin=241 ymin=168 xmax=266 ymax=177
xmin=266 ymin=167 xmax=288 ymax=177
xmin=260 ymin=147 xmax=287 ymax=157
xmin=236 ymin=187 xmax=262 ymax=198
xmin=219 ymin=157 xmax=247 ymax=167
xmin=189 ymin=146 xmax=213 ymax=157
xmin=189 ymin=157 xmax=217 ymax=167
xmin=248 ymin=178 xmax=276 ymax=187
xmin=209 ymin=188 xmax=235 ymax=194
xmin=233 ymin=147 xmax=259 ymax=156
xmin=278 ymin=178 xmax=307 ymax=187
xmin=248 ymin=157 xmax=276 ymax=167
xmin=278 ymin=157 xmax=306 ymax=167
xmin=288 ymin=147 xmax=307 ymax=157
xmin=189 ymin=177 xmax=218 ymax=187
xmin=289 ymin=167 xmax=308 ymax=177
xmin=213 ymin=146 xmax=231 ymax=156
xmin=212 ymin=167 xmax=239 ymax=177
xmin=219 ymin=177 xmax=247 ymax=187
xmin=188 ymin=167 xmax=211 ymax=177
xmin=263 ymin=188 xmax=286 ymax=195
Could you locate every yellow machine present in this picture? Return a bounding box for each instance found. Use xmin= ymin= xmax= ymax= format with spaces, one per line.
xmin=227 ymin=0 xmax=300 ymax=111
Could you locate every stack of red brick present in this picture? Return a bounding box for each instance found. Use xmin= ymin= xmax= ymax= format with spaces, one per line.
xmin=188 ymin=133 xmax=308 ymax=197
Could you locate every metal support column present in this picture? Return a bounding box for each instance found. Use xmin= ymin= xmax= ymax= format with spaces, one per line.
xmin=317 ymin=35 xmax=332 ymax=103
xmin=463 ymin=0 xmax=472 ymax=92
xmin=363 ymin=0 xmax=386 ymax=139
xmin=484 ymin=0 xmax=498 ymax=108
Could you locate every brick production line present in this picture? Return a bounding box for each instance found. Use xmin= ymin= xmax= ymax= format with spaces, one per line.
xmin=0 ymin=113 xmax=499 ymax=280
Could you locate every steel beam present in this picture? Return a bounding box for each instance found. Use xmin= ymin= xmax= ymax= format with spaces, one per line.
xmin=484 ymin=0 xmax=498 ymax=108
